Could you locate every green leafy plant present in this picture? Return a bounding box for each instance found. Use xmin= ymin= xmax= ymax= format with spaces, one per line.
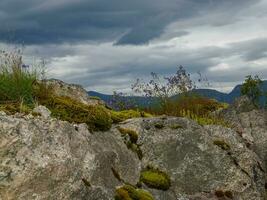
xmin=241 ymin=75 xmax=263 ymax=107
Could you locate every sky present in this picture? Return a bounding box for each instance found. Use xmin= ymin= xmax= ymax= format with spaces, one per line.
xmin=0 ymin=0 xmax=267 ymax=94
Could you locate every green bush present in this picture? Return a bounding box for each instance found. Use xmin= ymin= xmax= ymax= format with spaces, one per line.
xmin=241 ymin=75 xmax=263 ymax=106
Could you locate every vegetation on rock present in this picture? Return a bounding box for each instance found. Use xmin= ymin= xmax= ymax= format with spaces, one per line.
xmin=40 ymin=96 xmax=112 ymax=131
xmin=118 ymin=127 xmax=143 ymax=160
xmin=213 ymin=140 xmax=231 ymax=151
xmin=241 ymin=75 xmax=263 ymax=107
xmin=140 ymin=167 xmax=171 ymax=191
xmin=114 ymin=184 xmax=154 ymax=200
xmin=111 ymin=110 xmax=152 ymax=123
xmin=118 ymin=127 xmax=139 ymax=143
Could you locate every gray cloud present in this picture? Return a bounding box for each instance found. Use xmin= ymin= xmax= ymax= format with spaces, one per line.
xmin=1 ymin=0 xmax=267 ymax=94
xmin=0 ymin=0 xmax=260 ymax=45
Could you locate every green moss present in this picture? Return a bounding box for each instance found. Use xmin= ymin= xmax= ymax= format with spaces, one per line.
xmin=140 ymin=168 xmax=171 ymax=191
xmin=170 ymin=124 xmax=183 ymax=129
xmin=118 ymin=127 xmax=143 ymax=160
xmin=118 ymin=127 xmax=139 ymax=143
xmin=115 ymin=184 xmax=154 ymax=200
xmin=213 ymin=140 xmax=231 ymax=151
xmin=111 ymin=110 xmax=152 ymax=123
xmin=154 ymin=123 xmax=164 ymax=129
xmin=127 ymin=142 xmax=143 ymax=160
xmin=39 ymin=96 xmax=112 ymax=131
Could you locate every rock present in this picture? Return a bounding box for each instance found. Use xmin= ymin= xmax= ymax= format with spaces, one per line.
xmin=117 ymin=117 xmax=265 ymax=199
xmin=0 ymin=115 xmax=140 ymax=200
xmin=44 ymin=79 xmax=105 ymax=106
xmin=221 ymin=96 xmax=267 ymax=187
xmin=33 ymin=105 xmax=51 ymax=119
xmin=227 ymin=95 xmax=256 ymax=114
xmin=0 ymin=108 xmax=266 ymax=199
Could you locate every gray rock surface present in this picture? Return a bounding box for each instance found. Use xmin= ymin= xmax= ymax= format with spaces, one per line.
xmin=0 ymin=99 xmax=267 ymax=199
xmin=33 ymin=105 xmax=51 ymax=119
xmin=44 ymin=79 xmax=105 ymax=106
xmin=221 ymin=96 xmax=267 ymax=187
xmin=0 ymin=114 xmax=140 ymax=200
xmin=118 ymin=117 xmax=265 ymax=200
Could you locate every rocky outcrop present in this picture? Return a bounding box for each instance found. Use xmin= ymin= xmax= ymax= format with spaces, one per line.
xmin=221 ymin=96 xmax=267 ymax=186
xmin=44 ymin=79 xmax=105 ymax=106
xmin=1 ymin=105 xmax=266 ymax=199
xmin=119 ymin=117 xmax=265 ymax=200
xmin=0 ymin=112 xmax=140 ymax=200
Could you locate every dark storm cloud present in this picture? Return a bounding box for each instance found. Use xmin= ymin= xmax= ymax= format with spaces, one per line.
xmin=0 ymin=0 xmax=259 ymax=45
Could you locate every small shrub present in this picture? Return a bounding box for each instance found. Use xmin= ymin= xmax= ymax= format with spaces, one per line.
xmin=241 ymin=75 xmax=263 ymax=106
xmin=140 ymin=167 xmax=171 ymax=191
xmin=39 ymin=96 xmax=112 ymax=131
xmin=115 ymin=184 xmax=154 ymax=200
xmin=176 ymin=106 xmax=229 ymax=127
xmin=165 ymin=95 xmax=227 ymax=117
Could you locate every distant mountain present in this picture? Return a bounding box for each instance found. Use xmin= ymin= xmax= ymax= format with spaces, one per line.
xmin=88 ymin=80 xmax=267 ymax=108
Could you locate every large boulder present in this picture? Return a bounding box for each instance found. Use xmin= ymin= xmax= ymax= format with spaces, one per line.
xmin=221 ymin=96 xmax=267 ymax=185
xmin=0 ymin=112 xmax=140 ymax=200
xmin=44 ymin=79 xmax=105 ymax=106
xmin=0 ymin=107 xmax=266 ymax=200
xmin=116 ymin=117 xmax=265 ymax=200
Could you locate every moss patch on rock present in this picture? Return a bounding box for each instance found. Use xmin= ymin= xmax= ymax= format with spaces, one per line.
xmin=39 ymin=96 xmax=112 ymax=131
xmin=118 ymin=127 xmax=139 ymax=143
xmin=111 ymin=110 xmax=152 ymax=123
xmin=140 ymin=167 xmax=171 ymax=191
xmin=114 ymin=184 xmax=154 ymax=200
xmin=169 ymin=124 xmax=184 ymax=129
xmin=213 ymin=140 xmax=231 ymax=151
xmin=118 ymin=127 xmax=143 ymax=160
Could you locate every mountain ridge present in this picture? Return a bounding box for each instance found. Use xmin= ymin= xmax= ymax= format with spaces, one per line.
xmin=88 ymin=80 xmax=267 ymax=107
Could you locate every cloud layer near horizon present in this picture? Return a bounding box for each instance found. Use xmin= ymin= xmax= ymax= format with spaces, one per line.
xmin=0 ymin=0 xmax=267 ymax=93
